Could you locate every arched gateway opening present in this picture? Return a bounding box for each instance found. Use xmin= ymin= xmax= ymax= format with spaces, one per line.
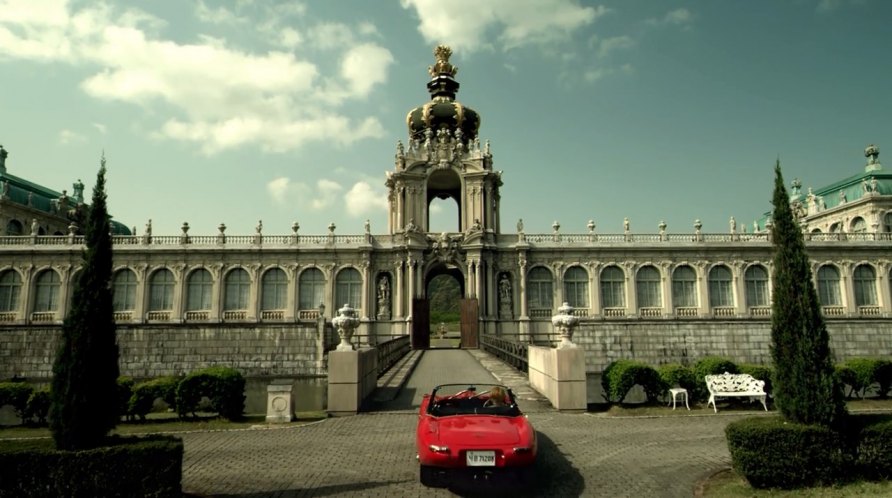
xmin=411 ymin=265 xmax=478 ymax=350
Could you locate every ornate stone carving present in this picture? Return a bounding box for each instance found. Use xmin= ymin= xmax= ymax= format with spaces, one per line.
xmin=498 ymin=273 xmax=513 ymax=319
xmin=376 ymin=275 xmax=391 ymax=320
xmin=552 ymin=302 xmax=579 ymax=349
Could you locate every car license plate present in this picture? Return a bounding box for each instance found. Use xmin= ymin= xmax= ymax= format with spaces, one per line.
xmin=466 ymin=451 xmax=496 ymax=466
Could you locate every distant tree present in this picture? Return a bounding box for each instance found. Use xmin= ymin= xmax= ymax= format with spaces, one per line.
xmin=50 ymin=155 xmax=120 ymax=450
xmin=769 ymin=161 xmax=846 ymax=427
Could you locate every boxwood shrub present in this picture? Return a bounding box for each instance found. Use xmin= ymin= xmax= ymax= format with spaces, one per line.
xmin=0 ymin=435 xmax=183 ymax=497
xmin=876 ymin=360 xmax=892 ymax=399
xmin=24 ymin=389 xmax=50 ymax=426
xmin=601 ymin=360 xmax=665 ymax=404
xmin=836 ymin=364 xmax=858 ymax=398
xmin=117 ymin=376 xmax=135 ymax=419
xmin=726 ymin=416 xmax=854 ymax=489
xmin=129 ymin=377 xmax=180 ymax=421
xmin=175 ymin=367 xmax=245 ymax=420
xmin=657 ymin=364 xmax=697 ymax=395
xmin=843 ymin=358 xmax=881 ymax=398
xmin=0 ymin=382 xmax=33 ymax=420
xmin=856 ymin=416 xmax=892 ymax=480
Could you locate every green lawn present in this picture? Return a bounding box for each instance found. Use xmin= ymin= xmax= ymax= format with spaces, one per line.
xmin=0 ymin=411 xmax=327 ymax=440
xmin=700 ymin=469 xmax=892 ymax=497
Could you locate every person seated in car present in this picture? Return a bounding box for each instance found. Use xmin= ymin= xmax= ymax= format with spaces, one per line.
xmin=484 ymin=386 xmax=508 ymax=407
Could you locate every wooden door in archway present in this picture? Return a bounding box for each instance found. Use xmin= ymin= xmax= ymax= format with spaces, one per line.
xmin=459 ymin=298 xmax=478 ymax=348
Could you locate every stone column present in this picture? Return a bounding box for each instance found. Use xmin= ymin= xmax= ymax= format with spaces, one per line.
xmin=285 ymin=264 xmax=298 ymax=321
xmin=696 ymin=263 xmax=709 ymax=317
xmin=877 ymin=262 xmax=891 ymax=317
xmin=171 ymin=264 xmax=185 ymax=322
xmin=247 ymin=264 xmax=260 ymax=321
xmin=359 ymin=261 xmax=370 ymax=321
xmin=210 ymin=264 xmax=222 ymax=322
xmin=133 ymin=264 xmax=147 ymax=323
xmin=394 ymin=260 xmax=404 ymax=319
xmin=475 ymin=259 xmax=482 ymax=300
xmin=589 ymin=263 xmax=601 ymax=317
xmin=518 ymin=257 xmax=528 ymax=319
xmin=660 ymin=262 xmax=672 ymax=317
xmin=55 ymin=265 xmax=71 ymax=322
xmin=841 ymin=261 xmax=856 ymax=315
xmin=19 ymin=265 xmax=33 ymax=324
xmin=624 ymin=262 xmax=637 ymax=317
xmin=733 ymin=262 xmax=747 ymax=316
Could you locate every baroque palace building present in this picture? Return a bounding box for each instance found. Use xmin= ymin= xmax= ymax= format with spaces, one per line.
xmin=1 ymin=45 xmax=891 ymax=381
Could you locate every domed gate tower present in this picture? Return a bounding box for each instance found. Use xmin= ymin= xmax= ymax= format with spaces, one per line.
xmin=386 ymin=45 xmax=504 ymax=349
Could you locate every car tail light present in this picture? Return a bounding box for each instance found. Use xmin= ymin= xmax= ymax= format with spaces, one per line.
xmin=428 ymin=445 xmax=450 ymax=454
xmin=513 ymin=447 xmax=533 ymax=454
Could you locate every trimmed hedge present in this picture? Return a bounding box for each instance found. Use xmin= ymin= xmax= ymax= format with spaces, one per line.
xmin=117 ymin=377 xmax=135 ymax=420
xmin=129 ymin=377 xmax=179 ymax=421
xmin=175 ymin=367 xmax=245 ymax=420
xmin=24 ymin=389 xmax=50 ymax=425
xmin=0 ymin=382 xmax=33 ymax=420
xmin=601 ymin=360 xmax=665 ymax=404
xmin=657 ymin=364 xmax=697 ymax=395
xmin=877 ymin=360 xmax=892 ymax=399
xmin=856 ymin=416 xmax=892 ymax=480
xmin=0 ymin=435 xmax=183 ymax=498
xmin=726 ymin=416 xmax=854 ymax=489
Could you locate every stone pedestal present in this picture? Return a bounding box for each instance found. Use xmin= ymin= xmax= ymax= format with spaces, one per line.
xmin=327 ymin=348 xmax=377 ymax=416
xmin=266 ymin=382 xmax=294 ymax=423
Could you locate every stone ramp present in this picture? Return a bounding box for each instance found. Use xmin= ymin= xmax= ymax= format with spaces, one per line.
xmin=368 ymin=347 xmax=549 ymax=412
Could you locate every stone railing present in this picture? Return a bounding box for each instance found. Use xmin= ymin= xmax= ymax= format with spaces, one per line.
xmin=223 ymin=310 xmax=247 ymax=321
xmin=30 ymin=312 xmax=55 ymax=323
xmin=146 ymin=310 xmax=170 ymax=321
xmin=529 ymin=308 xmax=552 ymax=318
xmin=858 ymin=306 xmax=881 ymax=316
xmin=298 ymin=309 xmax=320 ymax=320
xmin=261 ymin=310 xmax=285 ymax=321
xmin=2 ymin=231 xmax=890 ymax=248
xmin=0 ymin=312 xmax=16 ymax=322
xmin=113 ymin=311 xmax=132 ymax=322
xmin=603 ymin=307 xmax=626 ymax=318
xmin=822 ymin=306 xmax=845 ymax=317
xmin=481 ymin=334 xmax=528 ymax=372
xmin=675 ymin=307 xmax=699 ymax=318
xmin=376 ymin=335 xmax=411 ymax=377
xmin=572 ymin=308 xmax=589 ymax=317
xmin=712 ymin=306 xmax=736 ymax=318
xmin=639 ymin=307 xmax=662 ymax=318
xmin=749 ymin=306 xmax=771 ymax=317
xmin=184 ymin=310 xmax=210 ymax=321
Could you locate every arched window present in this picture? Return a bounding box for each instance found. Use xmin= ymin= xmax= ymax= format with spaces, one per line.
xmin=884 ymin=212 xmax=892 ymax=233
xmin=563 ymin=266 xmax=589 ymax=309
xmin=224 ymin=268 xmax=251 ymax=311
xmin=335 ymin=267 xmax=362 ymax=309
xmin=744 ymin=265 xmax=769 ymax=308
xmin=851 ymin=217 xmax=867 ymax=233
xmin=6 ymin=220 xmax=23 ymax=236
xmin=853 ymin=264 xmax=877 ymax=307
xmin=635 ymin=265 xmax=661 ymax=309
xmin=671 ymin=265 xmax=697 ymax=308
xmin=527 ymin=266 xmax=553 ymax=313
xmin=299 ymin=268 xmax=325 ymax=310
xmin=34 ymin=269 xmax=60 ymax=312
xmin=600 ymin=266 xmax=625 ymax=308
xmin=148 ymin=269 xmax=175 ymax=311
xmin=262 ymin=268 xmax=287 ymax=311
xmin=112 ymin=269 xmax=137 ymax=312
xmin=708 ymin=265 xmax=733 ymax=308
xmin=186 ymin=268 xmax=213 ymax=311
xmin=0 ymin=269 xmax=22 ymax=313
xmin=810 ymin=228 xmax=822 ymax=234
xmin=817 ymin=265 xmax=841 ymax=306
xmin=829 ymin=222 xmax=842 ymax=233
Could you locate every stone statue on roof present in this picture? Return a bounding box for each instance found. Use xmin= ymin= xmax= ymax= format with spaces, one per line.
xmin=73 ymin=179 xmax=85 ymax=203
xmin=0 ymin=145 xmax=7 ymax=172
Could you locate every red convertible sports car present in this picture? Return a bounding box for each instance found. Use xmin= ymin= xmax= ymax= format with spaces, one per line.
xmin=416 ymin=383 xmax=537 ymax=487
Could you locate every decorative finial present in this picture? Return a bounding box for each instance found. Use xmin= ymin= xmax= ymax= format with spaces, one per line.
xmin=866 ymin=144 xmax=881 ymax=171
xmin=428 ymin=45 xmax=457 ymax=78
xmin=790 ymin=178 xmax=802 ymax=196
xmin=0 ymin=145 xmax=7 ymax=172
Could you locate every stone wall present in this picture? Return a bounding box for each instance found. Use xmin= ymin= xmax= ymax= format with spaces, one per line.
xmin=571 ymin=319 xmax=892 ymax=372
xmin=0 ymin=323 xmax=327 ymax=380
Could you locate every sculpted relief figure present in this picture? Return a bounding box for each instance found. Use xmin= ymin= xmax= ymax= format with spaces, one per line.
xmin=498 ymin=274 xmax=513 ymax=319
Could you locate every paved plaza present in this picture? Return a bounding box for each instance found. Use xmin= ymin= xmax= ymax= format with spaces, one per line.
xmin=182 ymin=349 xmax=747 ymax=497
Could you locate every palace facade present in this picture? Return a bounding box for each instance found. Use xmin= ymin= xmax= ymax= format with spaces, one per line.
xmin=2 ymin=46 xmax=891 ymax=381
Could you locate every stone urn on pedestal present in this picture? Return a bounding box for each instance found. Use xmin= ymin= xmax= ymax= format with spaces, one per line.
xmin=551 ymin=302 xmax=579 ymax=349
xmin=333 ymin=303 xmax=360 ymax=351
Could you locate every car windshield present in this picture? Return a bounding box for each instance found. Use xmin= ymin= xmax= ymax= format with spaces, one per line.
xmin=427 ymin=383 xmax=520 ymax=417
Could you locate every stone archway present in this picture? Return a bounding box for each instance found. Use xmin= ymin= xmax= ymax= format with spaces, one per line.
xmin=420 ymin=264 xmax=476 ymax=348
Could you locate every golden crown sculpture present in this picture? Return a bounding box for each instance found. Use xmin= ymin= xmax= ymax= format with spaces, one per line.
xmin=428 ymin=44 xmax=457 ymax=77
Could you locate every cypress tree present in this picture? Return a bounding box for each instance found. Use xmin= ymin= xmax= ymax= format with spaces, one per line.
xmin=769 ymin=161 xmax=846 ymax=427
xmin=49 ymin=155 xmax=120 ymax=450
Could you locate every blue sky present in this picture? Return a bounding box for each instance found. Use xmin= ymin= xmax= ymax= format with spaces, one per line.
xmin=1 ymin=0 xmax=889 ymax=236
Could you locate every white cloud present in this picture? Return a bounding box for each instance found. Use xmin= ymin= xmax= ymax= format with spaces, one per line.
xmin=267 ymin=176 xmax=292 ymax=205
xmin=59 ymin=129 xmax=86 ymax=145
xmin=646 ymin=8 xmax=693 ymax=27
xmin=92 ymin=122 xmax=107 ymax=134
xmin=267 ymin=177 xmax=346 ymax=211
xmin=311 ymin=179 xmax=343 ymax=210
xmin=401 ymin=0 xmax=608 ymax=53
xmin=597 ymin=35 xmax=635 ymax=58
xmin=344 ymin=181 xmax=388 ymax=217
xmin=0 ymin=1 xmax=392 ymax=154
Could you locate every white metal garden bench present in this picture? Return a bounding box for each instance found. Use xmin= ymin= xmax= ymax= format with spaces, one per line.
xmin=704 ymin=372 xmax=768 ymax=413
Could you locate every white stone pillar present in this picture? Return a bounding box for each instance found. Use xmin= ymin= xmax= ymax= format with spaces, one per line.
xmin=394 ymin=261 xmax=404 ymax=319
xmin=407 ymin=258 xmax=415 ymax=302
xmin=734 ymin=262 xmax=747 ymax=316
xmin=660 ymin=263 xmax=672 ymax=317
xmin=624 ymin=263 xmax=637 ymax=317
xmin=475 ymin=259 xmax=482 ymax=299
xmin=133 ymin=264 xmax=147 ymax=323
xmin=589 ymin=263 xmax=601 ymax=317
xmin=696 ymin=263 xmax=708 ymax=317
xmin=56 ymin=265 xmax=71 ymax=322
xmin=518 ymin=259 xmax=528 ymax=319
xmin=841 ymin=262 xmax=856 ymax=315
xmin=360 ymin=261 xmax=370 ymax=320
xmin=210 ymin=265 xmax=222 ymax=322
xmin=877 ymin=262 xmax=891 ymax=317
xmin=248 ymin=264 xmax=260 ymax=321
xmin=17 ymin=265 xmax=33 ymax=324
xmin=172 ymin=264 xmax=185 ymax=322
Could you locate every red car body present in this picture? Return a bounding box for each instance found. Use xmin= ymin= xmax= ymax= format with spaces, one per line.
xmin=416 ymin=383 xmax=537 ymax=487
